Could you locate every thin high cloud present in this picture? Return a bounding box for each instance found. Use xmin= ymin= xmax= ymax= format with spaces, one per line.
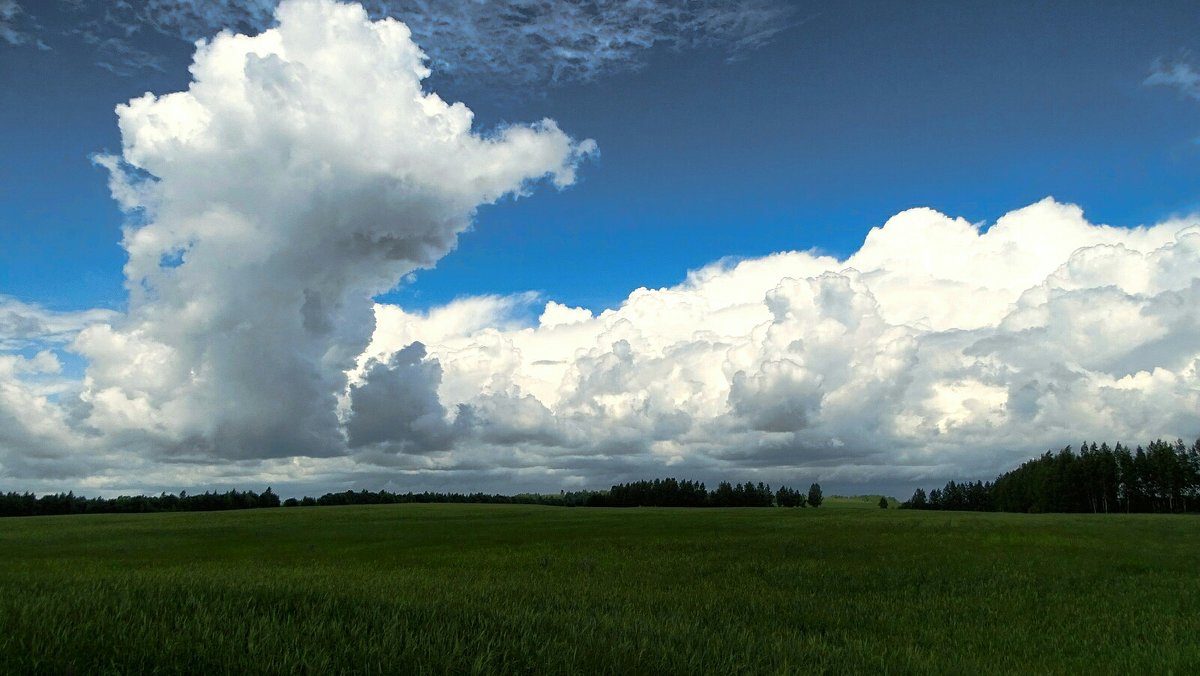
xmin=64 ymin=0 xmax=796 ymax=82
xmin=1147 ymin=57 xmax=1200 ymax=101
xmin=0 ymin=297 xmax=117 ymax=352
xmin=0 ymin=0 xmax=48 ymax=49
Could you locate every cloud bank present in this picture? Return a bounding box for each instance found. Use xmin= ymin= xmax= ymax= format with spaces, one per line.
xmin=70 ymin=0 xmax=796 ymax=82
xmin=357 ymin=200 xmax=1200 ymax=488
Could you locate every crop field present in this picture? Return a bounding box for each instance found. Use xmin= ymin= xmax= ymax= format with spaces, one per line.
xmin=1 ymin=504 xmax=1197 ymax=674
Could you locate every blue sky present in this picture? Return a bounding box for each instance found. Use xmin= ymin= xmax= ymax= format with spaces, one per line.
xmin=2 ymin=0 xmax=1200 ymax=496
xmin=5 ymin=1 xmax=1199 ymax=315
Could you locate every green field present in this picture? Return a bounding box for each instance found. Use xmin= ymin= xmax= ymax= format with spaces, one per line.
xmin=1 ymin=504 xmax=1197 ymax=674
xmin=823 ymin=495 xmax=900 ymax=509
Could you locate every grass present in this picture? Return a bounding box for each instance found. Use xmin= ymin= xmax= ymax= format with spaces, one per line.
xmin=1 ymin=504 xmax=1197 ymax=674
xmin=824 ymin=495 xmax=900 ymax=509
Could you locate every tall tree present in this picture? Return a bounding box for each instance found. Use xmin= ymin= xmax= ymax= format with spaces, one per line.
xmin=907 ymin=487 xmax=928 ymax=509
xmin=807 ymin=483 xmax=823 ymax=508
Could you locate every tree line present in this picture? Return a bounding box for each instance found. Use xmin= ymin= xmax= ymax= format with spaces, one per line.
xmin=283 ymin=480 xmax=825 ymax=509
xmin=565 ymin=479 xmax=823 ymax=508
xmin=9 ymin=435 xmax=1200 ymax=518
xmin=0 ymin=480 xmax=827 ymax=518
xmin=21 ymin=435 xmax=1197 ymax=518
xmin=0 ymin=488 xmax=280 ymax=518
xmin=904 ymin=438 xmax=1200 ymax=513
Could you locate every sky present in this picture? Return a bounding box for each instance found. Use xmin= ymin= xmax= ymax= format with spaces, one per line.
xmin=2 ymin=0 xmax=1200 ymax=498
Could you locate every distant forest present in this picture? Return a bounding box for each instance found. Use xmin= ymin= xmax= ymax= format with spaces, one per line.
xmin=906 ymin=439 xmax=1200 ymax=514
xmin=0 ymin=480 xmax=825 ymax=517
xmin=0 ymin=488 xmax=284 ymax=518
xmin=287 ymin=479 xmax=823 ymax=509
xmin=3 ymin=437 xmax=1198 ymax=518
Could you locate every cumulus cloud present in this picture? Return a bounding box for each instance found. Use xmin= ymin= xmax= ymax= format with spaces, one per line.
xmin=346 ymin=342 xmax=454 ymax=454
xmin=0 ymin=298 xmax=117 ymax=482
xmin=75 ymin=0 xmax=593 ymax=462
xmin=7 ymin=197 xmax=1200 ymax=492
xmin=0 ymin=351 xmax=78 ymax=475
xmin=361 ymin=200 xmax=1200 ymax=485
xmin=70 ymin=0 xmax=795 ymax=82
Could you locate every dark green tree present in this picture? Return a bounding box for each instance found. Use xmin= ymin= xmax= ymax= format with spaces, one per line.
xmin=878 ymin=496 xmax=888 ymax=509
xmin=259 ymin=487 xmax=281 ymax=508
xmin=906 ymin=487 xmax=928 ymax=509
xmin=711 ymin=481 xmax=736 ymax=507
xmin=775 ymin=485 xmax=807 ymax=507
xmin=807 ymin=482 xmax=823 ymax=508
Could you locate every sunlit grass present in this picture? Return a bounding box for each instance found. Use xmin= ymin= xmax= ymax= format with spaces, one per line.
xmin=1 ymin=504 xmax=1197 ymax=673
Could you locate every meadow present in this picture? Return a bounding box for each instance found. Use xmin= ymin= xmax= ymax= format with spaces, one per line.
xmin=1 ymin=503 xmax=1197 ymax=674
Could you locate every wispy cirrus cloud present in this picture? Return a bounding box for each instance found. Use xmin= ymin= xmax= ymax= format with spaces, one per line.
xmin=63 ymin=0 xmax=797 ymax=82
xmin=0 ymin=0 xmax=49 ymax=49
xmin=71 ymin=29 xmax=168 ymax=76
xmin=1146 ymin=57 xmax=1200 ymax=101
xmin=366 ymin=0 xmax=799 ymax=83
xmin=0 ymin=297 xmax=117 ymax=353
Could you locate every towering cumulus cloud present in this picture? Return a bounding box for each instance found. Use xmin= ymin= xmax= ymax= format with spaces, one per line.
xmin=79 ymin=0 xmax=594 ymax=460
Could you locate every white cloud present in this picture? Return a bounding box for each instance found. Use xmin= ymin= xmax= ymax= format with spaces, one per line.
xmin=74 ymin=0 xmax=593 ymax=462
xmin=0 ymin=298 xmax=116 ymax=482
xmin=0 ymin=351 xmax=83 ymax=477
xmin=360 ymin=199 xmax=1200 ymax=485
